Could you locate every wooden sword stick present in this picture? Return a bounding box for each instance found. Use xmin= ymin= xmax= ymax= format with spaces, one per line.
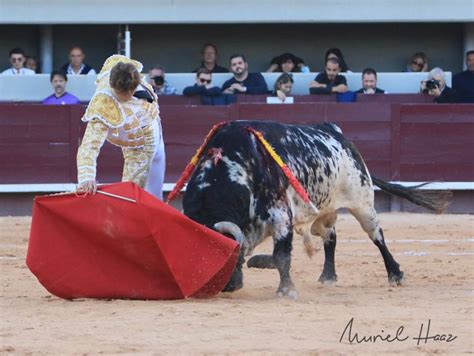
xmin=96 ymin=190 xmax=137 ymax=203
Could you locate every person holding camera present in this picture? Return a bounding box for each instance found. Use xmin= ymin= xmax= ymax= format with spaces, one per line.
xmin=147 ymin=65 xmax=177 ymax=95
xmin=420 ymin=67 xmax=457 ymax=103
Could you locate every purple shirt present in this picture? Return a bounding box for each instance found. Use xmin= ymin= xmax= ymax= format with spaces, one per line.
xmin=42 ymin=92 xmax=81 ymax=105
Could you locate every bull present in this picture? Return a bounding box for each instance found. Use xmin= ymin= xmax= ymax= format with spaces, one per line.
xmin=182 ymin=120 xmax=450 ymax=299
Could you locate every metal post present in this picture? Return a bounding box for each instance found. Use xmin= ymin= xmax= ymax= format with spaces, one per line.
xmin=125 ymin=25 xmax=131 ymax=58
xmin=40 ymin=25 xmax=53 ymax=73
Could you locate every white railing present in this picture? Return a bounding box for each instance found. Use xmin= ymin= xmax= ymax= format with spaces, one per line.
xmin=0 ymin=72 xmax=452 ymax=101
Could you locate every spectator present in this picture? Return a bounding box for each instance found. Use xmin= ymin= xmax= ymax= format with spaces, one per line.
xmin=452 ymin=50 xmax=474 ymax=103
xmin=356 ymin=68 xmax=386 ymax=94
xmin=272 ymin=73 xmax=294 ymax=102
xmin=25 ymin=56 xmax=39 ymax=73
xmin=147 ymin=65 xmax=178 ymax=95
xmin=420 ymin=67 xmax=457 ymax=103
xmin=184 ymin=68 xmax=222 ymax=96
xmin=405 ymin=52 xmax=429 ymax=72
xmin=309 ymin=58 xmax=347 ymax=95
xmin=193 ymin=43 xmax=229 ymax=73
xmin=266 ymin=53 xmax=310 ymax=73
xmin=184 ymin=68 xmax=234 ymax=105
xmin=1 ymin=48 xmax=35 ymax=75
xmin=60 ymin=46 xmax=96 ymax=75
xmin=222 ymin=54 xmax=268 ymax=94
xmin=325 ymin=48 xmax=350 ymax=73
xmin=42 ymin=71 xmax=80 ymax=105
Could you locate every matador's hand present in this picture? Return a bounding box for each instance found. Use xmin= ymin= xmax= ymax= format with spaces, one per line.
xmin=76 ymin=180 xmax=98 ymax=195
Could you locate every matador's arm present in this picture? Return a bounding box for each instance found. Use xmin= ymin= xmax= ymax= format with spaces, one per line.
xmin=76 ymin=119 xmax=109 ymax=184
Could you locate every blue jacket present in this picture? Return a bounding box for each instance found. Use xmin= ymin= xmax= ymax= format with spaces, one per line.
xmin=183 ymin=84 xmax=235 ymax=105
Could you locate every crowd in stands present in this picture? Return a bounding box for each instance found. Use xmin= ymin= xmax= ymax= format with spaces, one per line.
xmin=2 ymin=45 xmax=473 ymax=104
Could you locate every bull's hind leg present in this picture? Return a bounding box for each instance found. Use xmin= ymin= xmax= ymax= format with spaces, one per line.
xmin=310 ymin=212 xmax=338 ymax=284
xmin=349 ymin=206 xmax=404 ymax=285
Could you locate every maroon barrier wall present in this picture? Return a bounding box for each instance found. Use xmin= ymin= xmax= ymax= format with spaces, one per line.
xmin=0 ymin=100 xmax=473 ymax=185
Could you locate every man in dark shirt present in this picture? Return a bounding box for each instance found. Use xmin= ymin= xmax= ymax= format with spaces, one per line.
xmin=452 ymin=50 xmax=474 ymax=103
xmin=184 ymin=68 xmax=234 ymax=105
xmin=420 ymin=67 xmax=457 ymax=104
xmin=309 ymin=58 xmax=348 ymax=95
xmin=222 ymin=54 xmax=268 ymax=94
xmin=193 ymin=43 xmax=229 ymax=73
xmin=183 ymin=68 xmax=222 ymax=96
xmin=356 ymin=68 xmax=386 ymax=94
xmin=60 ymin=46 xmax=96 ymax=75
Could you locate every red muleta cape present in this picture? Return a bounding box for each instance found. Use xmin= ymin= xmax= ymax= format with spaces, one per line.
xmin=26 ymin=182 xmax=239 ymax=300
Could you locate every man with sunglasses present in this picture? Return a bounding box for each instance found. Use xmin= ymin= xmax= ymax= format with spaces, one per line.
xmin=183 ymin=68 xmax=222 ymax=96
xmin=405 ymin=52 xmax=428 ymax=73
xmin=183 ymin=68 xmax=234 ymax=105
xmin=2 ymin=48 xmax=35 ymax=75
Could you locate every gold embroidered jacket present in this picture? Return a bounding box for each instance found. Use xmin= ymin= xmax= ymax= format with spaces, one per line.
xmin=77 ymin=55 xmax=160 ymax=184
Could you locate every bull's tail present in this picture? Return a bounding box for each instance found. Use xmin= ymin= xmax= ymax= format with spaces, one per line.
xmin=303 ymin=233 xmax=317 ymax=258
xmin=371 ymin=176 xmax=452 ymax=214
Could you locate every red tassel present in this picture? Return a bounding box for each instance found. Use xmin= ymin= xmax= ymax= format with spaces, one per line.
xmin=167 ymin=121 xmax=228 ymax=204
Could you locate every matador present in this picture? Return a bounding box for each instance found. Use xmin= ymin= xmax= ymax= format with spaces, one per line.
xmin=76 ymin=55 xmax=165 ymax=199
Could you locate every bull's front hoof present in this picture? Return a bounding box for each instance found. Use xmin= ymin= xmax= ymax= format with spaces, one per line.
xmin=388 ymin=271 xmax=404 ymax=286
xmin=222 ymin=271 xmax=243 ymax=292
xmin=247 ymin=254 xmax=276 ymax=269
xmin=222 ymin=280 xmax=243 ymax=293
xmin=276 ymin=286 xmax=299 ymax=300
xmin=318 ymin=272 xmax=337 ymax=285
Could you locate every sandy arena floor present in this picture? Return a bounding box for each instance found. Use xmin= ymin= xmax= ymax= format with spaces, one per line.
xmin=1 ymin=213 xmax=473 ymax=355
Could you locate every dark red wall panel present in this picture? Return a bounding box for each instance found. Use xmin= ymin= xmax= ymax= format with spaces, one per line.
xmin=398 ymin=105 xmax=474 ymax=181
xmin=0 ymin=102 xmax=473 ymax=185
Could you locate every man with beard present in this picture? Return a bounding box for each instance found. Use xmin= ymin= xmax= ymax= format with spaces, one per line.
xmin=42 ymin=71 xmax=80 ymax=105
xmin=355 ymin=68 xmax=386 ymax=94
xmin=309 ymin=58 xmax=348 ymax=95
xmin=222 ymin=54 xmax=268 ymax=94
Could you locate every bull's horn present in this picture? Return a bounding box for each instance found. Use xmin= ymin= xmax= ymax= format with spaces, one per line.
xmin=214 ymin=221 xmax=246 ymax=247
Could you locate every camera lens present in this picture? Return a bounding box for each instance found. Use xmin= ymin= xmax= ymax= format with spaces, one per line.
xmin=152 ymin=76 xmax=164 ymax=85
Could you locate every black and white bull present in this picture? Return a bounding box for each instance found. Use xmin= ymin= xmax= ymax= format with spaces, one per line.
xmin=182 ymin=120 xmax=449 ymax=299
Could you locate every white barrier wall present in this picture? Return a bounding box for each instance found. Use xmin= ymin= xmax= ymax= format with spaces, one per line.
xmin=0 ymin=72 xmax=452 ymax=101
